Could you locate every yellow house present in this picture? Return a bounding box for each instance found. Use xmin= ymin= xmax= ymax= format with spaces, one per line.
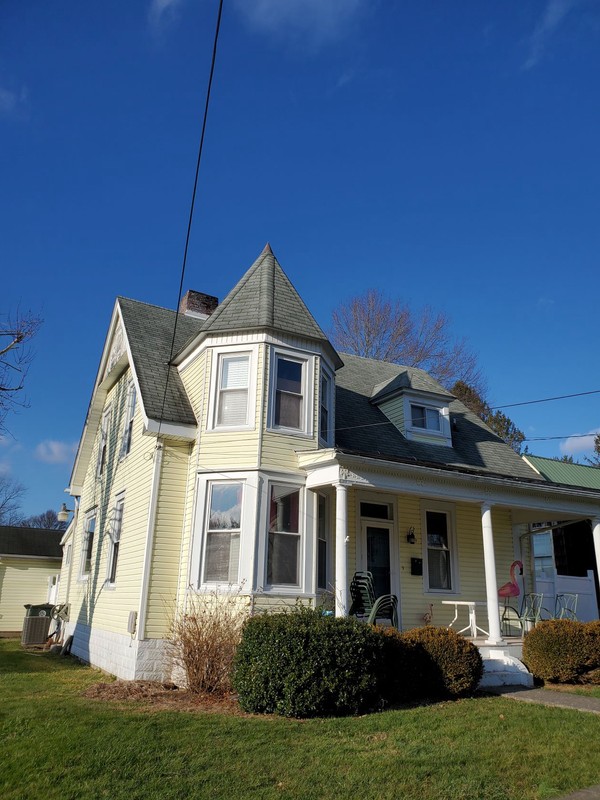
xmin=0 ymin=526 xmax=62 ymax=635
xmin=57 ymin=245 xmax=600 ymax=683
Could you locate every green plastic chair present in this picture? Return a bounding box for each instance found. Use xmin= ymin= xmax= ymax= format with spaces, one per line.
xmin=555 ymin=593 xmax=578 ymax=620
xmin=349 ymin=571 xmax=398 ymax=628
xmin=501 ymin=592 xmax=547 ymax=636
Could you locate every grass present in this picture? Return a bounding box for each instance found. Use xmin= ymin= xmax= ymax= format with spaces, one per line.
xmin=544 ymin=683 xmax=600 ymax=699
xmin=2 ymin=639 xmax=600 ymax=800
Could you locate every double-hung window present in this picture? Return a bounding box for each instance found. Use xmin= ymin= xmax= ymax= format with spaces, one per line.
xmin=216 ymin=355 xmax=249 ymax=428
xmin=120 ymin=383 xmax=136 ymax=458
xmin=424 ymin=507 xmax=455 ymax=591
xmin=273 ymin=355 xmax=304 ymax=431
xmin=267 ymin=484 xmax=301 ymax=586
xmin=80 ymin=513 xmax=96 ymax=579
xmin=317 ymin=493 xmax=329 ymax=590
xmin=202 ymin=482 xmax=242 ymax=583
xmin=411 ymin=404 xmax=441 ymax=431
xmin=319 ymin=368 xmax=333 ymax=445
xmin=107 ymin=496 xmax=124 ymax=585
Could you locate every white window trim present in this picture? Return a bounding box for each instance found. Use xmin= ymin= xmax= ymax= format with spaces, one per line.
xmin=316 ymin=492 xmax=331 ymax=592
xmin=267 ymin=347 xmax=314 ymax=438
xmin=206 ymin=345 xmax=258 ymax=433
xmin=264 ymin=479 xmax=305 ymax=592
xmin=403 ymin=394 xmax=452 ymax=445
xmin=421 ymin=500 xmax=459 ymax=594
xmin=318 ymin=364 xmax=335 ymax=447
xmin=190 ymin=472 xmax=256 ymax=592
xmin=79 ymin=509 xmax=97 ymax=581
xmin=106 ymin=493 xmax=125 ymax=587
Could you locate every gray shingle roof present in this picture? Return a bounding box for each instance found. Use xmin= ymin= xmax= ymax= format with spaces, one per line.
xmin=0 ymin=526 xmax=63 ymax=558
xmin=335 ymin=353 xmax=542 ymax=481
xmin=181 ymin=245 xmax=343 ymax=368
xmin=118 ymin=297 xmax=203 ymax=426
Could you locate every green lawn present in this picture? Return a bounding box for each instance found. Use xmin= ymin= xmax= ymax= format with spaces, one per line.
xmin=545 ymin=683 xmax=600 ymax=699
xmin=1 ymin=639 xmax=600 ymax=800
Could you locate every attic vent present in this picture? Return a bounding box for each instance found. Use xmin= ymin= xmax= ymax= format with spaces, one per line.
xmin=179 ymin=290 xmax=218 ymax=319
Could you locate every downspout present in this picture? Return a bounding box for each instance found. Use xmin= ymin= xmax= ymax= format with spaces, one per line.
xmin=137 ymin=441 xmax=163 ymax=640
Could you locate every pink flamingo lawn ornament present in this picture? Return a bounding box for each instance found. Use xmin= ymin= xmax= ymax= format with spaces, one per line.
xmin=498 ymin=560 xmax=523 ymax=601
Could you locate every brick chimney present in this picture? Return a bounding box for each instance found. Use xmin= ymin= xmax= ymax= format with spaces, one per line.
xmin=179 ymin=290 xmax=218 ymax=319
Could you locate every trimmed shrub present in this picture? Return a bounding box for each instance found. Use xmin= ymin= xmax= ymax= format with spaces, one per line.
xmin=584 ymin=620 xmax=600 ymax=673
xmin=232 ymin=609 xmax=387 ymax=717
xmin=375 ymin=626 xmax=426 ymax=704
xmin=400 ymin=626 xmax=483 ymax=698
xmin=522 ymin=620 xmax=589 ymax=683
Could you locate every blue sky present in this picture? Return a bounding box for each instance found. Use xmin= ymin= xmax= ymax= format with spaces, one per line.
xmin=1 ymin=0 xmax=599 ymax=517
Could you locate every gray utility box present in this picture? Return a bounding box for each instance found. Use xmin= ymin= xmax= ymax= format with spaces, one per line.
xmin=21 ymin=603 xmax=54 ymax=646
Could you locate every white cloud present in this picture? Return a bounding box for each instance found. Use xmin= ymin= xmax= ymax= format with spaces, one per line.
xmin=233 ymin=0 xmax=369 ymax=47
xmin=148 ymin=0 xmax=184 ymax=33
xmin=523 ymin=0 xmax=582 ymax=70
xmin=35 ymin=440 xmax=78 ymax=465
xmin=560 ymin=427 xmax=600 ymax=456
xmin=0 ymin=84 xmax=28 ymax=118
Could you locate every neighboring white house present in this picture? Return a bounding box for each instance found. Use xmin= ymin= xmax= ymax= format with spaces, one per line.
xmin=0 ymin=526 xmax=63 ymax=635
xmin=56 ymin=245 xmax=600 ymax=680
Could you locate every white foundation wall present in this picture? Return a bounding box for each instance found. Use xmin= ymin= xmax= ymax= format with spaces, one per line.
xmin=64 ymin=621 xmax=170 ymax=681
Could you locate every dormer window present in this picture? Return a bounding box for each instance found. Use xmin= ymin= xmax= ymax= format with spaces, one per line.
xmin=411 ymin=405 xmax=441 ymax=432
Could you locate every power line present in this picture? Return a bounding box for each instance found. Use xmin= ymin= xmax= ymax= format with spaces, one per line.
xmin=490 ymin=389 xmax=600 ymax=410
xmin=156 ymin=0 xmax=224 ymax=438
xmin=523 ymin=433 xmax=598 ymax=443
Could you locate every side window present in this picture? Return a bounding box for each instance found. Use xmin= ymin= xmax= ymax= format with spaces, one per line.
xmin=319 ymin=368 xmax=333 ymax=446
xmin=216 ymin=355 xmax=249 ymax=427
xmin=267 ymin=484 xmax=301 ymax=586
xmin=317 ymin=493 xmax=329 ymax=590
xmin=120 ymin=383 xmax=136 ymax=458
xmin=107 ymin=496 xmax=124 ymax=584
xmin=80 ymin=513 xmax=96 ymax=579
xmin=96 ymin=407 xmax=111 ymax=478
xmin=423 ymin=506 xmax=456 ymax=592
xmin=202 ymin=482 xmax=243 ymax=583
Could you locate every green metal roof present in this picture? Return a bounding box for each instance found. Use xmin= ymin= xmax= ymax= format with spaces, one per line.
xmin=523 ymin=455 xmax=600 ymax=490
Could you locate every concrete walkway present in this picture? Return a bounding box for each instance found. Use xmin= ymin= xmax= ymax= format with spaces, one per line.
xmin=491 ymin=684 xmax=600 ymax=714
xmin=491 ymin=686 xmax=600 ymax=800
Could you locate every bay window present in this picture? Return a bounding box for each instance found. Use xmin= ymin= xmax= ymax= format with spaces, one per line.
xmin=267 ymin=484 xmax=301 ymax=585
xmin=202 ymin=482 xmax=243 ymax=583
xmin=216 ymin=354 xmax=250 ymax=427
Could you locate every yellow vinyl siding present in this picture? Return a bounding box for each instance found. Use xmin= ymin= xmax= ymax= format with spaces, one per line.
xmin=349 ymin=494 xmax=517 ymax=633
xmin=145 ymin=442 xmax=192 ymax=638
xmin=65 ymin=370 xmax=156 ymax=636
xmin=0 ymin=558 xmax=60 ymax=632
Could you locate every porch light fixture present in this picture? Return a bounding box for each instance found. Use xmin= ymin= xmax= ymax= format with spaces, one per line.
xmin=406 ymin=526 xmax=416 ymax=544
xmin=57 ymin=503 xmax=74 ymax=523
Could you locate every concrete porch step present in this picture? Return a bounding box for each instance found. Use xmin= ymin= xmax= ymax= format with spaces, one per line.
xmin=479 ymin=648 xmax=534 ymax=689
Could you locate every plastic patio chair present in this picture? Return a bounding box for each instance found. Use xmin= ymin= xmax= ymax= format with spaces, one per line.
xmin=554 ymin=593 xmax=578 ymax=620
xmin=348 ymin=571 xmax=398 ymax=628
xmin=501 ymin=592 xmax=548 ymax=636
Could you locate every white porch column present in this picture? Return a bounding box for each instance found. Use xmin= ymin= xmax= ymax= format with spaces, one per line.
xmin=481 ymin=502 xmax=504 ymax=645
xmin=593 ymin=518 xmax=600 ymax=593
xmin=334 ymin=482 xmax=349 ymax=617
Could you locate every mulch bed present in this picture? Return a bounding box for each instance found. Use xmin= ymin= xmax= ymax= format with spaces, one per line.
xmin=83 ymin=680 xmax=249 ymax=715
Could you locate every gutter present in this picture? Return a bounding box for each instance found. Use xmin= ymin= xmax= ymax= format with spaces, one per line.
xmin=137 ymin=441 xmax=163 ymax=640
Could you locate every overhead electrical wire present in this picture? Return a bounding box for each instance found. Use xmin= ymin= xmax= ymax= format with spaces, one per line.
xmin=490 ymin=389 xmax=600 ymax=410
xmin=156 ymin=0 xmax=225 ymax=440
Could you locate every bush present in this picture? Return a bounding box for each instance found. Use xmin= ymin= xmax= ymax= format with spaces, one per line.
xmin=170 ymin=593 xmax=248 ymax=695
xmin=400 ymin=626 xmax=483 ymax=698
xmin=232 ymin=609 xmax=387 ymax=717
xmin=522 ymin=620 xmax=590 ymax=683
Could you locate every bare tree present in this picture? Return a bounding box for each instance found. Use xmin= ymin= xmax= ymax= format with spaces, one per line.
xmin=585 ymin=434 xmax=600 ymax=467
xmin=0 ymin=474 xmax=26 ymax=525
xmin=19 ymin=508 xmax=66 ymax=530
xmin=0 ymin=311 xmax=42 ymax=433
xmin=330 ymin=290 xmax=484 ymax=392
